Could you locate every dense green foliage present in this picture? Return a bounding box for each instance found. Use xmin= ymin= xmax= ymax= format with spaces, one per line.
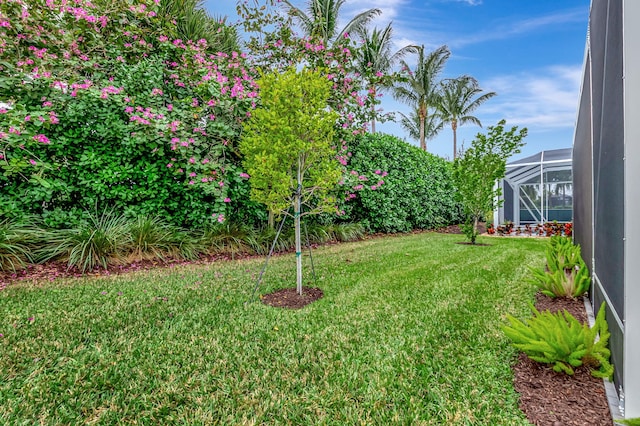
xmin=343 ymin=133 xmax=461 ymax=233
xmin=529 ymin=236 xmax=591 ymax=298
xmin=240 ymin=68 xmax=341 ymax=216
xmin=0 ymin=233 xmax=545 ymax=424
xmin=454 ymin=120 xmax=527 ymax=243
xmin=0 ymin=0 xmax=264 ymax=228
xmin=503 ymin=302 xmax=613 ymax=379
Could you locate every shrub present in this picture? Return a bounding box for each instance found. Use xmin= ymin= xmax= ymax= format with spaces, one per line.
xmin=0 ymin=217 xmax=38 ymax=271
xmin=529 ymin=236 xmax=591 ymax=298
xmin=198 ymin=222 xmax=259 ymax=257
xmin=343 ymin=133 xmax=461 ymax=233
xmin=0 ymin=0 xmax=258 ymax=228
xmin=328 ymin=222 xmax=365 ymax=242
xmin=502 ymin=302 xmax=613 ymax=379
xmin=39 ymin=210 xmax=131 ymax=272
xmin=127 ymin=215 xmax=184 ymax=262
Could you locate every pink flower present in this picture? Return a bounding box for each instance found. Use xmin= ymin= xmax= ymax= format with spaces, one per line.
xmin=29 ymin=159 xmax=37 ymax=166
xmin=223 ymin=198 xmax=231 ymax=203
xmin=49 ymin=112 xmax=59 ymax=124
xmin=167 ymin=163 xmax=173 ymax=168
xmin=239 ymin=172 xmax=250 ymax=178
xmin=33 ymin=134 xmax=50 ymax=144
xmin=217 ymin=214 xmax=225 ymax=223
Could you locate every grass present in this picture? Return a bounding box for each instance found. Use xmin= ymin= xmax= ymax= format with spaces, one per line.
xmin=0 ymin=232 xmax=545 ymax=425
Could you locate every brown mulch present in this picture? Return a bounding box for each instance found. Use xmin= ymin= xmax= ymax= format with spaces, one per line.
xmin=260 ymin=286 xmax=323 ymax=309
xmin=514 ymin=293 xmax=613 ymax=426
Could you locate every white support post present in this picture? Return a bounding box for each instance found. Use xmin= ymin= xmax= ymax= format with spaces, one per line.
xmin=623 ymin=0 xmax=640 ymax=417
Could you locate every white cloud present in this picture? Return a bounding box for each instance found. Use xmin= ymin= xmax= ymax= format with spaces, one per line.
xmin=481 ymin=65 xmax=583 ymax=130
xmin=450 ymin=0 xmax=482 ymax=5
xmin=450 ymin=8 xmax=587 ymax=48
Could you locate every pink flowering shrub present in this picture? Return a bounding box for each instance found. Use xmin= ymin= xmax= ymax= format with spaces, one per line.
xmin=0 ymin=0 xmax=260 ymax=226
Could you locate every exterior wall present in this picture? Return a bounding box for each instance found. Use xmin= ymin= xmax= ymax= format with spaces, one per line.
xmin=574 ymin=0 xmax=640 ymax=416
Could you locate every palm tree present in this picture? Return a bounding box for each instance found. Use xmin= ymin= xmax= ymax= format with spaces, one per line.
xmin=280 ymin=0 xmax=381 ymax=47
xmin=399 ymin=106 xmax=444 ymax=144
xmin=158 ymin=0 xmax=240 ymax=53
xmin=393 ymin=45 xmax=450 ymax=151
xmin=355 ymin=23 xmax=417 ymax=133
xmin=438 ymin=76 xmax=496 ymax=159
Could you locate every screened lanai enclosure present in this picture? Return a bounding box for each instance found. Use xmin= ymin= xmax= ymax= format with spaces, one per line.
xmin=494 ymin=148 xmax=573 ymax=226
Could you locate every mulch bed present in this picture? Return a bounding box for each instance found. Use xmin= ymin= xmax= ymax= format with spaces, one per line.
xmin=514 ymin=294 xmax=612 ymax=426
xmin=260 ymin=286 xmax=323 ymax=309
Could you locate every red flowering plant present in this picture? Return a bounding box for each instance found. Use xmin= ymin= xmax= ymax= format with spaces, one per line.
xmin=0 ymin=0 xmax=258 ymax=226
xmin=564 ymin=222 xmax=573 ymax=237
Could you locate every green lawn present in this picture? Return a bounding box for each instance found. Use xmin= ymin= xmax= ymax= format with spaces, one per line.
xmin=0 ymin=233 xmax=545 ymax=425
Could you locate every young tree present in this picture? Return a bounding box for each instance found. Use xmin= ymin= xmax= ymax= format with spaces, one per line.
xmin=240 ymin=68 xmax=341 ymax=295
xmin=453 ymin=120 xmax=527 ymax=244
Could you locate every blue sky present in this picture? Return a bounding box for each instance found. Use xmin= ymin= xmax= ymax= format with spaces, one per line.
xmin=206 ymin=0 xmax=590 ymax=161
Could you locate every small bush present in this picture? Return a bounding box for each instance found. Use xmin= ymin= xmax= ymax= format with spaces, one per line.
xmin=0 ymin=217 xmax=38 ymax=271
xmin=328 ymin=222 xmax=365 ymax=242
xmin=502 ymin=302 xmax=613 ymax=379
xmin=127 ymin=215 xmax=183 ymax=261
xmin=198 ymin=222 xmax=259 ymax=257
xmin=529 ymin=236 xmax=591 ymax=298
xmin=39 ymin=210 xmax=131 ymax=272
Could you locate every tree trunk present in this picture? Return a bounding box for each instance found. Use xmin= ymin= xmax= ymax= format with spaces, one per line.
xmin=452 ymin=119 xmax=458 ymax=159
xmin=419 ymin=103 xmax=426 ymax=151
xmin=472 ymin=215 xmax=478 ymax=244
xmin=268 ymin=210 xmax=275 ymax=229
xmin=295 ymin=158 xmax=303 ymax=295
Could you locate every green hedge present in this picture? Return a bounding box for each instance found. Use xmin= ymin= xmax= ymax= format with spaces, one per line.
xmin=341 ymin=133 xmax=461 ymax=233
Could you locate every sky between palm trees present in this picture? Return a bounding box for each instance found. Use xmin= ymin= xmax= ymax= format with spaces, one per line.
xmin=209 ymin=0 xmax=590 ymax=161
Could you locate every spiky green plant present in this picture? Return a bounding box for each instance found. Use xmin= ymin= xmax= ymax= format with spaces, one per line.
xmin=529 ymin=236 xmax=591 ymax=298
xmin=128 ymin=215 xmax=182 ymax=261
xmin=502 ymin=302 xmax=613 ymax=379
xmin=40 ymin=210 xmax=131 ymax=272
xmin=330 ymin=222 xmax=365 ymax=242
xmin=199 ymin=222 xmax=259 ymax=257
xmin=0 ymin=217 xmax=37 ymax=271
